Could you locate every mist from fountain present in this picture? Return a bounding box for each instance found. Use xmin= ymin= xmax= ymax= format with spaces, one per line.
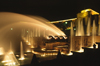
xmin=9 ymin=41 xmax=13 ymax=54
xmin=0 ymin=12 xmax=66 ymax=65
xmin=87 ymin=17 xmax=91 ymax=36
xmin=0 ymin=12 xmax=65 ymax=53
xmin=68 ymin=22 xmax=74 ymax=55
xmin=70 ymin=22 xmax=74 ymax=51
xmin=81 ymin=20 xmax=84 ymax=36
xmin=88 ymin=20 xmax=98 ymax=48
xmin=76 ymin=19 xmax=84 ymax=36
xmin=2 ymin=42 xmax=20 ymax=66
xmin=0 ymin=47 xmax=4 ymax=55
xmin=79 ymin=20 xmax=84 ymax=52
xmin=76 ymin=18 xmax=81 ymax=36
xmin=92 ymin=20 xmax=96 ymax=47
xmin=75 ymin=19 xmax=84 ymax=52
xmin=92 ymin=20 xmax=96 ymax=42
xmin=0 ymin=12 xmax=65 ymax=36
xmin=2 ymin=52 xmax=20 ymax=66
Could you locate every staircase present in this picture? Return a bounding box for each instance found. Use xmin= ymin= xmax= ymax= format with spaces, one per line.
xmin=61 ymin=42 xmax=100 ymax=66
xmin=31 ymin=42 xmax=100 ymax=66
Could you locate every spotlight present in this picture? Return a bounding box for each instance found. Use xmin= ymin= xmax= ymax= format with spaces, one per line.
xmin=59 ymin=36 xmax=64 ymax=39
xmin=64 ymin=36 xmax=68 ymax=39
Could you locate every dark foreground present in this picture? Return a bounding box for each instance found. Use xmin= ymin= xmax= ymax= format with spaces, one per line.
xmin=22 ymin=47 xmax=100 ymax=66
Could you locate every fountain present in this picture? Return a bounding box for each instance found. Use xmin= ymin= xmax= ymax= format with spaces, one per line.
xmin=2 ymin=52 xmax=20 ymax=66
xmin=68 ymin=22 xmax=73 ymax=55
xmin=19 ymin=41 xmax=25 ymax=60
xmin=74 ymin=19 xmax=84 ymax=52
xmin=0 ymin=47 xmax=4 ymax=55
xmin=87 ymin=17 xmax=91 ymax=36
xmin=9 ymin=41 xmax=13 ymax=54
xmin=88 ymin=20 xmax=98 ymax=48
xmin=0 ymin=12 xmax=66 ymax=66
xmin=74 ymin=17 xmax=99 ymax=51
xmin=0 ymin=12 xmax=65 ymax=52
xmin=92 ymin=20 xmax=96 ymax=46
xmin=0 ymin=9 xmax=100 ymax=65
xmin=78 ymin=20 xmax=84 ymax=52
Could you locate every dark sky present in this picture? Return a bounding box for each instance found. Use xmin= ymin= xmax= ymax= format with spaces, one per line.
xmin=0 ymin=0 xmax=100 ymax=21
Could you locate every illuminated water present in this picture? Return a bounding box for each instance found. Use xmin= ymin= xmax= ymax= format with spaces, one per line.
xmin=19 ymin=41 xmax=25 ymax=60
xmin=70 ymin=22 xmax=74 ymax=52
xmin=2 ymin=52 xmax=20 ymax=66
xmin=0 ymin=12 xmax=65 ymax=65
xmin=92 ymin=20 xmax=96 ymax=46
xmin=80 ymin=20 xmax=84 ymax=52
xmin=75 ymin=19 xmax=84 ymax=52
xmin=76 ymin=18 xmax=81 ymax=36
xmin=0 ymin=47 xmax=4 ymax=55
xmin=87 ymin=17 xmax=91 ymax=36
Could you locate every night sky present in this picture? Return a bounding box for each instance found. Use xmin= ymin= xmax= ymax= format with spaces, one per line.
xmin=0 ymin=0 xmax=100 ymax=21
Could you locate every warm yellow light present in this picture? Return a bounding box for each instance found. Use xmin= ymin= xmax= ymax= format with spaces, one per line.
xmin=53 ymin=53 xmax=57 ymax=55
xmin=31 ymin=46 xmax=35 ymax=48
xmin=26 ymin=40 xmax=28 ymax=42
xmin=66 ymin=52 xmax=73 ymax=56
xmin=81 ymin=9 xmax=91 ymax=13
xmin=61 ymin=52 xmax=65 ymax=55
xmin=54 ymin=37 xmax=58 ymax=39
xmin=32 ymin=50 xmax=34 ymax=53
xmin=47 ymin=50 xmax=58 ymax=51
xmin=76 ymin=49 xmax=84 ymax=53
xmin=0 ymin=47 xmax=4 ymax=55
xmin=91 ymin=10 xmax=99 ymax=15
xmin=41 ymin=48 xmax=46 ymax=51
xmin=0 ymin=53 xmax=3 ymax=55
xmin=32 ymin=50 xmax=39 ymax=54
xmin=2 ymin=60 xmax=11 ymax=63
xmin=9 ymin=51 xmax=13 ymax=54
xmin=64 ymin=36 xmax=67 ymax=39
xmin=24 ymin=54 xmax=27 ymax=56
xmin=4 ymin=62 xmax=16 ymax=65
xmin=88 ymin=44 xmax=98 ymax=49
xmin=46 ymin=29 xmax=48 ymax=30
xmin=96 ymin=44 xmax=98 ymax=48
xmin=26 ymin=50 xmax=31 ymax=52
xmin=81 ymin=9 xmax=99 ymax=15
xmin=19 ymin=57 xmax=25 ymax=60
xmin=48 ymin=18 xmax=77 ymax=24
xmin=41 ymin=54 xmax=46 ymax=57
xmin=59 ymin=37 xmax=63 ymax=39
xmin=46 ymin=36 xmax=52 ymax=39
xmin=28 ymin=43 xmax=31 ymax=45
xmin=16 ymin=55 xmax=19 ymax=57
xmin=4 ymin=62 xmax=16 ymax=66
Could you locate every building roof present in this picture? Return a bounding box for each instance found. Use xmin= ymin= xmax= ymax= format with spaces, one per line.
xmin=48 ymin=18 xmax=77 ymax=23
xmin=81 ymin=9 xmax=99 ymax=15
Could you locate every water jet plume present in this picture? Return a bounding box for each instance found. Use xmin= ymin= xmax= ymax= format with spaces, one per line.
xmin=19 ymin=41 xmax=25 ymax=60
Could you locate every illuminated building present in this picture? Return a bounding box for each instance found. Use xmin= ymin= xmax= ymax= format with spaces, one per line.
xmin=49 ymin=9 xmax=100 ymax=36
xmin=48 ymin=18 xmax=77 ymax=36
xmin=76 ymin=9 xmax=99 ymax=36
